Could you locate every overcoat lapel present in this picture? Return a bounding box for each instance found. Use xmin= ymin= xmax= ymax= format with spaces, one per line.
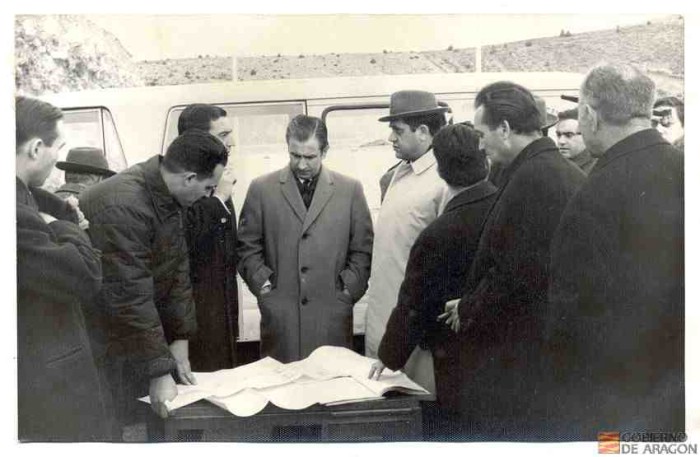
xmin=279 ymin=167 xmax=307 ymax=223
xmin=302 ymin=167 xmax=334 ymax=233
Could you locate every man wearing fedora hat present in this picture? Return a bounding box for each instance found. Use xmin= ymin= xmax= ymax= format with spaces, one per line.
xmin=364 ymin=90 xmax=451 ymax=393
xmin=55 ymin=146 xmax=116 ymax=200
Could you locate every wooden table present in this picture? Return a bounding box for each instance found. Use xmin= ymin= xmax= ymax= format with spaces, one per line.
xmin=145 ymin=394 xmax=428 ymax=442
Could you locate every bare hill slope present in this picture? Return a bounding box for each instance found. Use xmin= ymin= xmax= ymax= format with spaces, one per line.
xmin=15 ymin=15 xmax=683 ymax=96
xmin=15 ymin=15 xmax=143 ymax=95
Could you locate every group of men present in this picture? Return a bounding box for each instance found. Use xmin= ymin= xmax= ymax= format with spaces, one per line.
xmin=16 ymin=61 xmax=683 ymax=442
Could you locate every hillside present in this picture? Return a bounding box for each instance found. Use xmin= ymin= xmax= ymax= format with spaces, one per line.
xmin=15 ymin=15 xmax=683 ymax=96
xmin=136 ymin=16 xmax=683 ymax=95
xmin=482 ymin=17 xmax=683 ymax=94
xmin=15 ymin=15 xmax=143 ymax=95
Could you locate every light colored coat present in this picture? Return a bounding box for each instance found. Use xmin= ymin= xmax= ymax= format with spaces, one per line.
xmin=237 ymin=166 xmax=373 ymax=362
xmin=364 ymin=150 xmax=451 ymax=358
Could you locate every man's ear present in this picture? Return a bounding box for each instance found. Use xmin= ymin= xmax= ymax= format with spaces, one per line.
xmin=500 ymin=120 xmax=511 ymax=140
xmin=417 ymin=124 xmax=431 ymax=142
xmin=321 ymin=144 xmax=329 ymax=158
xmin=24 ymin=138 xmax=43 ymax=160
xmin=582 ymin=104 xmax=599 ymax=133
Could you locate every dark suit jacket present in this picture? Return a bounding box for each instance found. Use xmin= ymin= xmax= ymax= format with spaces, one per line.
xmin=546 ymin=129 xmax=684 ymax=440
xmin=186 ymin=196 xmax=239 ymax=371
xmin=378 ymin=180 xmax=497 ymax=411
xmin=16 ymin=178 xmax=111 ymax=441
xmin=457 ymin=137 xmax=585 ymax=439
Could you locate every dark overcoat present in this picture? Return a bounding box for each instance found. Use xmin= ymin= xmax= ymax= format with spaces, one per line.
xmin=237 ymin=166 xmax=373 ymax=362
xmin=456 ymin=137 xmax=585 ymax=439
xmin=546 ymin=129 xmax=684 ymax=440
xmin=80 ymin=155 xmax=197 ymax=400
xmin=378 ymin=180 xmax=497 ymax=411
xmin=186 ymin=196 xmax=239 ymax=371
xmin=17 ymin=179 xmax=111 ymax=441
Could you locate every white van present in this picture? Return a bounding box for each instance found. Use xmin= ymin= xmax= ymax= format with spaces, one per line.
xmin=43 ymin=71 xmax=584 ymax=346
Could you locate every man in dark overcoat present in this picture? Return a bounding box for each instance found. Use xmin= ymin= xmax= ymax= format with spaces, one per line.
xmin=371 ymin=124 xmax=497 ymax=437
xmin=81 ymin=130 xmax=228 ymax=425
xmin=178 ymin=104 xmax=239 ymax=371
xmin=237 ymin=115 xmax=373 ymax=363
xmin=16 ymin=96 xmax=112 ymax=441
xmin=440 ymin=81 xmax=585 ymax=440
xmin=546 ymin=63 xmax=684 ymax=440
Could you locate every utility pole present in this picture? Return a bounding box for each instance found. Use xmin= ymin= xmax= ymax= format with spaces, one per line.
xmin=475 ymin=45 xmax=482 ymax=73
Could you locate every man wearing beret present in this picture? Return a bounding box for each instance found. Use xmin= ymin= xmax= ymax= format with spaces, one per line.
xmin=364 ymin=90 xmax=451 ymax=393
xmin=80 ymin=130 xmax=227 ymax=433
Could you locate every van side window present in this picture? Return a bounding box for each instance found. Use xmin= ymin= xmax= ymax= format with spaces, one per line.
xmin=41 ymin=107 xmax=127 ymax=192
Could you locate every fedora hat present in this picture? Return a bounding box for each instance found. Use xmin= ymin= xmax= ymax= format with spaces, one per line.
xmin=379 ymin=90 xmax=449 ymax=122
xmin=55 ymin=147 xmax=116 ymax=177
xmin=534 ymin=96 xmax=559 ymax=130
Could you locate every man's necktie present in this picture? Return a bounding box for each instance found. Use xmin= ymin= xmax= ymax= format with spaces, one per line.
xmin=301 ymin=179 xmax=313 ymax=208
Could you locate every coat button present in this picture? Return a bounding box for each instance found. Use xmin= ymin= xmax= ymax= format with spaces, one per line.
xmin=302 ymin=233 xmax=309 ymax=239
xmin=301 ymin=266 xmax=308 ymax=273
xmin=220 ymin=217 xmax=227 ymax=223
xmin=301 ymin=298 xmax=308 ymax=305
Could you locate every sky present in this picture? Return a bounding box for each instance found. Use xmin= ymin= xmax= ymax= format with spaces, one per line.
xmin=87 ymin=13 xmax=675 ymax=61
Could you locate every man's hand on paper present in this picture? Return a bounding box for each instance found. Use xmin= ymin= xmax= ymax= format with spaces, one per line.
xmin=170 ymin=339 xmax=197 ymax=385
xmin=438 ymin=298 xmax=461 ymax=333
xmin=368 ymin=360 xmax=386 ymax=380
xmin=149 ymin=374 xmax=177 ymax=418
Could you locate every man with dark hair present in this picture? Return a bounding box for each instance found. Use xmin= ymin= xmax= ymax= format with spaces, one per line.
xmin=555 ymin=108 xmax=597 ymax=175
xmin=177 ymin=103 xmax=228 ymax=136
xmin=16 ymin=96 xmax=111 ymax=441
xmin=177 ymin=104 xmax=239 ymax=372
xmin=488 ymin=95 xmax=559 ymax=187
xmin=238 ymin=114 xmax=373 ymax=363
xmin=439 ymin=81 xmax=585 ymax=439
xmin=370 ymin=124 xmax=497 ymax=437
xmin=80 ymin=129 xmax=227 ymax=428
xmin=365 ymin=90 xmax=450 ymax=394
xmin=547 ymin=63 xmax=684 ymax=440
xmin=653 ymin=95 xmax=684 ymax=151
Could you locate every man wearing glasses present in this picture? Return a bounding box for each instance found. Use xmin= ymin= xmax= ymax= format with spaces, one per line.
xmin=555 ymin=108 xmax=597 ymax=175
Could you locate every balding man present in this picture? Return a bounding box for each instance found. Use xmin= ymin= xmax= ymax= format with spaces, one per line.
xmin=547 ymin=63 xmax=684 ymax=439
